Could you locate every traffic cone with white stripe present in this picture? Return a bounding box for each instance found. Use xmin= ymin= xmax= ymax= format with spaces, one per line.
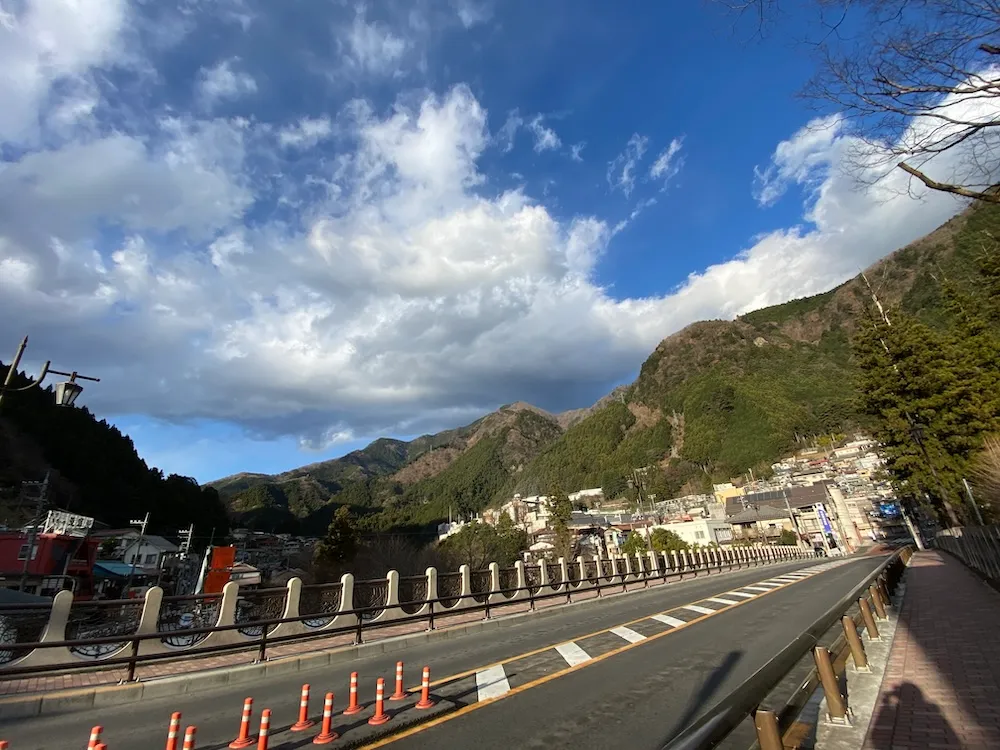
xmin=290 ymin=684 xmax=315 ymax=732
xmin=166 ymin=712 xmax=182 ymax=750
xmin=88 ymin=726 xmax=103 ymax=749
xmin=182 ymin=726 xmax=197 ymax=750
xmin=367 ymin=678 xmax=390 ymax=726
xmin=312 ymin=692 xmax=338 ymax=745
xmin=228 ymin=699 xmax=255 ymax=749
xmin=256 ymin=709 xmax=271 ymax=750
xmin=390 ymin=661 xmax=406 ymax=701
xmin=415 ymin=666 xmax=435 ymax=709
xmin=343 ymin=672 xmax=363 ymax=715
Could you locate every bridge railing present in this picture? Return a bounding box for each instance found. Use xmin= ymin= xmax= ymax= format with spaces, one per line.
xmin=659 ymin=546 xmax=912 ymax=750
xmin=0 ymin=544 xmax=807 ymax=681
xmin=936 ymin=524 xmax=1000 ymax=589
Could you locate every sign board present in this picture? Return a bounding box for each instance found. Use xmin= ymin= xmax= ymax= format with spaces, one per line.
xmin=40 ymin=510 xmax=94 ymax=537
xmin=202 ymin=545 xmax=236 ymax=594
xmin=816 ymin=504 xmax=834 ymax=536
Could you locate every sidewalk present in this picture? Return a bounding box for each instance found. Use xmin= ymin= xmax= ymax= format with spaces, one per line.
xmin=862 ymin=551 xmax=1000 ymax=750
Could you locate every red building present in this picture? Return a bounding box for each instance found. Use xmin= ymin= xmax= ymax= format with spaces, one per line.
xmin=0 ymin=511 xmax=99 ymax=597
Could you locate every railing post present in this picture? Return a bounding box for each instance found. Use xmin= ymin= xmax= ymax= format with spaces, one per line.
xmin=814 ymin=646 xmax=851 ymax=724
xmin=427 ymin=599 xmax=435 ymax=630
xmin=257 ymin=623 xmax=268 ymax=662
xmin=842 ymin=615 xmax=870 ymax=672
xmin=859 ymin=597 xmax=881 ymax=641
xmin=125 ymin=636 xmax=140 ymax=683
xmin=754 ymin=709 xmax=784 ymax=750
xmin=869 ymin=584 xmax=888 ymax=620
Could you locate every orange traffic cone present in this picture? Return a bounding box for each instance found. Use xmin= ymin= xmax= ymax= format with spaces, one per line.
xmin=312 ymin=692 xmax=338 ymax=744
xmin=228 ymin=699 xmax=255 ymax=749
xmin=367 ymin=678 xmax=390 ymax=726
xmin=415 ymin=666 xmax=435 ymax=709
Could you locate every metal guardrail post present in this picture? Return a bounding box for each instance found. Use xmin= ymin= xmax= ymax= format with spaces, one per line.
xmin=859 ymin=597 xmax=880 ymax=640
xmin=814 ymin=646 xmax=850 ymax=723
xmin=753 ymin=709 xmax=783 ymax=750
xmin=125 ymin=637 xmax=140 ymax=683
xmin=869 ymin=584 xmax=887 ymax=620
xmin=877 ymin=577 xmax=891 ymax=608
xmin=256 ymin=626 xmax=268 ymax=662
xmin=427 ymin=599 xmax=435 ymax=630
xmin=355 ymin=614 xmax=364 ymax=645
xmin=842 ymin=615 xmax=869 ymax=672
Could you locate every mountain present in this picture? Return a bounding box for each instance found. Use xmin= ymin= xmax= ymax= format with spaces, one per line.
xmin=215 ymin=203 xmax=999 ymax=535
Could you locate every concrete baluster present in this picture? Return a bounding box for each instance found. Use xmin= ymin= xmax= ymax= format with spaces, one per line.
xmin=270 ymin=577 xmax=304 ymax=637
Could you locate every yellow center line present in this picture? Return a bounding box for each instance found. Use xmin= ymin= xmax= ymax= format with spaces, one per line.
xmin=368 ymin=566 xmax=824 ymax=748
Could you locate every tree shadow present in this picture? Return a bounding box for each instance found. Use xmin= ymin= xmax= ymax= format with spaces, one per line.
xmin=668 ymin=650 xmax=743 ymax=738
xmin=866 ymin=682 xmax=960 ymax=750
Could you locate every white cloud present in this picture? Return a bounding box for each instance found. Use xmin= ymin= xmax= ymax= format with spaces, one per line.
xmin=197 ymin=58 xmax=257 ymax=104
xmin=496 ymin=109 xmax=523 ymax=152
xmin=570 ymin=142 xmax=586 ymax=162
xmin=607 ymin=133 xmax=648 ymax=197
xmin=278 ymin=117 xmax=334 ymax=150
xmin=0 ymin=0 xmax=128 ymax=144
xmin=753 ymin=114 xmax=844 ymax=207
xmin=453 ymin=0 xmax=493 ymax=28
xmin=527 ymin=115 xmax=561 ymax=153
xmin=1 ymin=3 xmax=991 ymax=456
xmin=649 ymin=137 xmax=684 ymax=186
xmin=342 ymin=12 xmax=409 ymax=75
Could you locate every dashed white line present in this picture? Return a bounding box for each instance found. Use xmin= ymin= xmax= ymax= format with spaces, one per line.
xmin=744 ymin=586 xmax=772 ymax=593
xmin=682 ymin=605 xmax=717 ymax=616
xmin=610 ymin=626 xmax=646 ymax=643
xmin=476 ymin=665 xmax=511 ymax=701
xmin=555 ymin=641 xmax=592 ymax=667
xmin=705 ymin=597 xmax=740 ymax=606
xmin=726 ymin=591 xmax=756 ymax=599
xmin=651 ymin=614 xmax=687 ymax=628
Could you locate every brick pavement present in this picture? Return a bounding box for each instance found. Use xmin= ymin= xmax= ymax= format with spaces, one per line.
xmin=862 ymin=551 xmax=1000 ymax=750
xmin=1 ymin=578 xmax=641 ymax=697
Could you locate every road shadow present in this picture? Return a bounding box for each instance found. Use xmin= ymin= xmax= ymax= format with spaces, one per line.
xmin=866 ymin=682 xmax=960 ymax=749
xmin=667 ymin=650 xmax=743 ymax=738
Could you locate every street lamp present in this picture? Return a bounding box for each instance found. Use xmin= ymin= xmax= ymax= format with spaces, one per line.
xmin=0 ymin=336 xmax=99 ymax=411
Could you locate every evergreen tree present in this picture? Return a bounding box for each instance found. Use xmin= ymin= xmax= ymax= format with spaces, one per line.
xmin=852 ymin=305 xmax=994 ymax=526
xmin=547 ymin=486 xmax=574 ymax=561
xmin=621 ymin=531 xmax=648 ymax=555
xmin=314 ymin=506 xmax=359 ymax=566
xmin=649 ymin=528 xmax=689 ymax=553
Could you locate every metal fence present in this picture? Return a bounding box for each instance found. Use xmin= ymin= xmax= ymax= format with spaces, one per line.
xmin=0 ymin=545 xmax=806 ymax=683
xmin=936 ymin=524 xmax=1000 ymax=587
xmin=660 ymin=546 xmax=912 ymax=750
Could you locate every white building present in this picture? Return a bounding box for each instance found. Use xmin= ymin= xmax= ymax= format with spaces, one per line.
xmin=123 ymin=535 xmax=179 ymax=571
xmin=652 ymin=518 xmax=733 ymax=547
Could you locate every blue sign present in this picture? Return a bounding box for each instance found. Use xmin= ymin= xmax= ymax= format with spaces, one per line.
xmin=816 ymin=504 xmax=834 ymax=535
xmin=878 ymin=502 xmax=901 ymax=518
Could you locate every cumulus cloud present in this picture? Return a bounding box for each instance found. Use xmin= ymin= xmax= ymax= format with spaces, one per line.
xmin=0 ymin=1 xmax=989 ymax=455
xmin=753 ymin=114 xmax=844 ymax=207
xmin=570 ymin=142 xmax=586 ymax=162
xmin=197 ymin=58 xmax=258 ymax=104
xmin=607 ymin=133 xmax=649 ymax=197
xmin=452 ymin=0 xmax=493 ymax=28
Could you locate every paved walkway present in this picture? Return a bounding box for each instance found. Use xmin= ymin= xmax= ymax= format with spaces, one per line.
xmin=862 ymin=551 xmax=1000 ymax=750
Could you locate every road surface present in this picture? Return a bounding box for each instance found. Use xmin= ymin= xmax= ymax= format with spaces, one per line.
xmin=0 ymin=556 xmax=884 ymax=749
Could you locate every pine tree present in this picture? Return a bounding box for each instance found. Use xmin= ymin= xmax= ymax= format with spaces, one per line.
xmin=547 ymin=486 xmax=574 ymax=561
xmin=314 ymin=506 xmax=359 ymax=566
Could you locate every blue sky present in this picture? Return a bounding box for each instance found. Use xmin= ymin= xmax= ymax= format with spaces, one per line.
xmin=0 ymin=0 xmax=971 ymax=484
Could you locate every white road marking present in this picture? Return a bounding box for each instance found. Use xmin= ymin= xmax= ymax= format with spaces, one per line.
xmin=727 ymin=591 xmax=755 ymax=599
xmin=476 ymin=665 xmax=511 ymax=701
xmin=705 ymin=597 xmax=740 ymax=606
xmin=610 ymin=626 xmax=646 ymax=643
xmin=651 ymin=614 xmax=687 ymax=628
xmin=773 ymin=576 xmax=801 ymax=582
xmin=555 ymin=642 xmax=592 ymax=667
xmin=682 ymin=605 xmax=717 ymax=616
xmin=756 ymin=582 xmax=785 ymax=588
xmin=744 ymin=586 xmax=772 ymax=593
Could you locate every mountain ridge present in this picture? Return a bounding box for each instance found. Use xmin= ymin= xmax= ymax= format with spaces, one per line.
xmin=209 ymin=203 xmax=999 ymax=535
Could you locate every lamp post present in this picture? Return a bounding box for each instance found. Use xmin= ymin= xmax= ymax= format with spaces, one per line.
xmin=0 ymin=336 xmax=100 ymax=411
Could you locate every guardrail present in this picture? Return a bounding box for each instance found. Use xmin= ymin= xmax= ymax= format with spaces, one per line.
xmin=0 ymin=544 xmax=808 ymax=682
xmin=936 ymin=524 xmax=1000 ymax=589
xmin=660 ymin=546 xmax=912 ymax=750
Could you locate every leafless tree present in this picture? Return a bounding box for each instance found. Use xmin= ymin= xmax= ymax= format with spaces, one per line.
xmin=971 ymin=435 xmax=1000 ymax=516
xmin=720 ymin=0 xmax=1000 ymax=203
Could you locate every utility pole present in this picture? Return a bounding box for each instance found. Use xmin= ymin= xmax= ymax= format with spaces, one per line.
xmin=124 ymin=512 xmax=150 ymax=593
xmin=18 ymin=471 xmax=50 ymax=592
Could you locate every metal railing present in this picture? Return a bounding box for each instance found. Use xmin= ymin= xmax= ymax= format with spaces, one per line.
xmin=660 ymin=546 xmax=912 ymax=750
xmin=936 ymin=524 xmax=1000 ymax=588
xmin=0 ymin=545 xmax=807 ymax=683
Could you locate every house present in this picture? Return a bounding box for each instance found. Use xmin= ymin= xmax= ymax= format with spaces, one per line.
xmin=122 ymin=535 xmax=179 ymax=572
xmin=653 ymin=517 xmax=734 ymax=547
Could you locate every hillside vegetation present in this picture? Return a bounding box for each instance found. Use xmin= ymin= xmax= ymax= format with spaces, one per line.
xmin=210 ymin=204 xmax=1000 ymax=535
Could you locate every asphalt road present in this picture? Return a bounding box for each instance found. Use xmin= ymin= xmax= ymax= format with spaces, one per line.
xmin=0 ymin=557 xmax=881 ymax=749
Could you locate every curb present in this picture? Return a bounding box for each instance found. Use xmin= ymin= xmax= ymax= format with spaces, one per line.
xmin=0 ymin=560 xmax=810 ymax=721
